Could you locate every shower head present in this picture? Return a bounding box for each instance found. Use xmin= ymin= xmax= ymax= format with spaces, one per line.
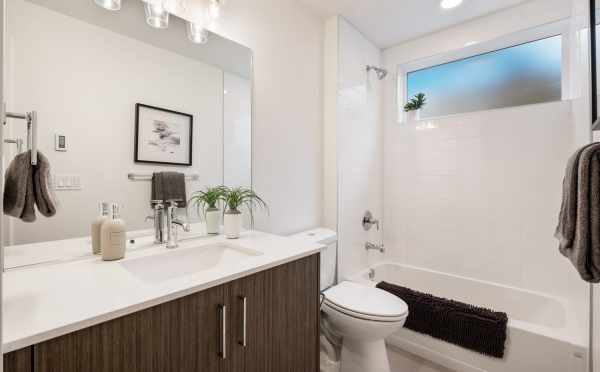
xmin=366 ymin=65 xmax=388 ymax=80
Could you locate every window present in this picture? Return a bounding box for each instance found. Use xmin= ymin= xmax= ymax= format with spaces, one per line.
xmin=405 ymin=35 xmax=563 ymax=120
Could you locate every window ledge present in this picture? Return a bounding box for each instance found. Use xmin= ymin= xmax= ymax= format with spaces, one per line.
xmin=398 ymin=99 xmax=570 ymax=125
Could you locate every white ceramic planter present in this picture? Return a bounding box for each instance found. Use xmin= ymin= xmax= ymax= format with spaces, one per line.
xmin=205 ymin=208 xmax=220 ymax=235
xmin=224 ymin=211 xmax=242 ymax=239
xmin=406 ymin=109 xmax=421 ymax=122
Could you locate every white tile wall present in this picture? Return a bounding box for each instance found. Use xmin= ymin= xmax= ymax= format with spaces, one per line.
xmin=381 ymin=0 xmax=590 ymax=320
xmin=384 ymin=102 xmax=585 ymax=299
xmin=336 ymin=18 xmax=385 ymax=279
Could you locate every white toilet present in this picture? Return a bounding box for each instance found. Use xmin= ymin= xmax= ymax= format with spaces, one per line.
xmin=289 ymin=229 xmax=409 ymax=372
xmin=322 ymin=281 xmax=408 ymax=372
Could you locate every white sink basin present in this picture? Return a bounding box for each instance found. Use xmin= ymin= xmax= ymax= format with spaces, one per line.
xmin=121 ymin=242 xmax=263 ymax=283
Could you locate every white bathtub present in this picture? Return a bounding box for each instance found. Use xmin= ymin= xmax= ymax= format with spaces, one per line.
xmin=353 ymin=262 xmax=587 ymax=372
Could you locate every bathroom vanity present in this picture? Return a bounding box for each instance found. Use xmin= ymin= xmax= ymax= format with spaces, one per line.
xmin=2 ymin=232 xmax=321 ymax=372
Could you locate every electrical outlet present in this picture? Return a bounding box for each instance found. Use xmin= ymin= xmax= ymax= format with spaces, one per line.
xmin=54 ymin=174 xmax=82 ymax=191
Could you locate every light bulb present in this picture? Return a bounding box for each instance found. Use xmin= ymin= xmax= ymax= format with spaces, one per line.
xmin=145 ymin=1 xmax=170 ymax=29
xmin=209 ymin=0 xmax=223 ymax=20
xmin=187 ymin=22 xmax=209 ymax=44
xmin=163 ymin=0 xmax=187 ymax=13
xmin=440 ymin=0 xmax=463 ymax=9
xmin=94 ymin=0 xmax=121 ymax=11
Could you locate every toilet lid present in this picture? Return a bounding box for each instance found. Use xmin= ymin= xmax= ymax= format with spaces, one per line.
xmin=323 ymin=281 xmax=408 ymax=320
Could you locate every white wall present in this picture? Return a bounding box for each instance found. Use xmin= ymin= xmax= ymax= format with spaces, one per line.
xmin=382 ymin=0 xmax=589 ymax=309
xmin=4 ymin=0 xmax=224 ymax=244
xmin=202 ymin=0 xmax=324 ymax=235
xmin=334 ymin=18 xmax=384 ymax=279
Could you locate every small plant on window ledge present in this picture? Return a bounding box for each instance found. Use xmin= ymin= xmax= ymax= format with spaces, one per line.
xmin=404 ymin=93 xmax=427 ymax=112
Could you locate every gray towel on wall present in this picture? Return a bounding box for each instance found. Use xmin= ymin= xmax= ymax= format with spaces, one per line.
xmin=33 ymin=152 xmax=58 ymax=217
xmin=151 ymin=172 xmax=187 ymax=208
xmin=3 ymin=150 xmax=58 ymax=222
xmin=3 ymin=151 xmax=36 ymax=222
xmin=556 ymin=143 xmax=600 ymax=282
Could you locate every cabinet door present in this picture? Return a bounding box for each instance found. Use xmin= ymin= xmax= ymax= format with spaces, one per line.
xmin=3 ymin=347 xmax=32 ymax=372
xmin=225 ymin=270 xmax=269 ymax=372
xmin=137 ymin=284 xmax=225 ymax=372
xmin=266 ymin=254 xmax=320 ymax=372
xmin=34 ymin=285 xmax=224 ymax=372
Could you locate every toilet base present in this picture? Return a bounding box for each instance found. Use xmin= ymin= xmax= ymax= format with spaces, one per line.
xmin=340 ymin=338 xmax=390 ymax=372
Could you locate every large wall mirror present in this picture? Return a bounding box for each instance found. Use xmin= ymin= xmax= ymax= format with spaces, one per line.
xmin=2 ymin=0 xmax=252 ymax=269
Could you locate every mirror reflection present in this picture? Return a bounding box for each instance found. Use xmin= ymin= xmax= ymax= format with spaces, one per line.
xmin=2 ymin=0 xmax=252 ymax=269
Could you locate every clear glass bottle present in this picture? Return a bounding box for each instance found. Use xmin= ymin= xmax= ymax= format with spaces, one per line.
xmin=101 ymin=204 xmax=126 ymax=261
xmin=91 ymin=202 xmax=110 ymax=255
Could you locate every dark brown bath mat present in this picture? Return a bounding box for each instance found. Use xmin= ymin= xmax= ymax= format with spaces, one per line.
xmin=377 ymin=281 xmax=508 ymax=358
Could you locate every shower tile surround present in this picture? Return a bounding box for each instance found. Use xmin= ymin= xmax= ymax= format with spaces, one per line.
xmin=382 ymin=0 xmax=588 ymax=319
xmin=334 ymin=18 xmax=385 ymax=279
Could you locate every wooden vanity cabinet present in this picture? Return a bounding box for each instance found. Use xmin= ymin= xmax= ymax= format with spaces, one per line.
xmin=3 ymin=348 xmax=31 ymax=372
xmin=3 ymin=254 xmax=320 ymax=372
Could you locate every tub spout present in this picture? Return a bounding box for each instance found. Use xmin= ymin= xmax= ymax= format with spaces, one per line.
xmin=365 ymin=242 xmax=385 ymax=253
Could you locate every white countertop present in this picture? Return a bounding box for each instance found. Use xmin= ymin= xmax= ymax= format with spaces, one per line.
xmin=3 ymin=230 xmax=323 ymax=353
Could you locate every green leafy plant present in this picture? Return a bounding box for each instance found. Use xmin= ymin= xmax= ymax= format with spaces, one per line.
xmin=404 ymin=93 xmax=427 ymax=112
xmin=223 ymin=186 xmax=268 ymax=224
xmin=189 ymin=186 xmax=227 ymax=218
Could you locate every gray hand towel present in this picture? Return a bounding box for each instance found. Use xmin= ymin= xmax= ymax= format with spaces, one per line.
xmin=3 ymin=151 xmax=36 ymax=222
xmin=556 ymin=143 xmax=600 ymax=282
xmin=33 ymin=151 xmax=57 ymax=217
xmin=151 ymin=172 xmax=187 ymax=208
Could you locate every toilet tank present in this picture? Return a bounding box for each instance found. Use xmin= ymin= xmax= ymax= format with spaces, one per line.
xmin=289 ymin=228 xmax=337 ymax=291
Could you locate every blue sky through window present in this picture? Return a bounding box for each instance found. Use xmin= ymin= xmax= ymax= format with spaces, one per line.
xmin=406 ymin=35 xmax=562 ymax=119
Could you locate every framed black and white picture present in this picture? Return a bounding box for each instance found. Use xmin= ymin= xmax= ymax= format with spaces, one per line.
xmin=134 ymin=103 xmax=193 ymax=166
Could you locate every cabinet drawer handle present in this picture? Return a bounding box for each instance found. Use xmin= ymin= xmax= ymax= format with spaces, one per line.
xmin=218 ymin=304 xmax=227 ymax=359
xmin=239 ymin=296 xmax=247 ymax=347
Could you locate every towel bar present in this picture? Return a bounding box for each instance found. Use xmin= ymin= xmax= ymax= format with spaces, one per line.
xmin=3 ymin=106 xmax=38 ymax=165
xmin=127 ymin=173 xmax=200 ymax=181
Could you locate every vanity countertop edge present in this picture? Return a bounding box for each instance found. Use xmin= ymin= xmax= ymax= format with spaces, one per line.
xmin=2 ymin=230 xmax=324 ymax=353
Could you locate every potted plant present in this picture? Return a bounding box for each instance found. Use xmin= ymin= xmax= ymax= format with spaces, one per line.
xmin=189 ymin=186 xmax=227 ymax=235
xmin=404 ymin=93 xmax=427 ymax=122
xmin=222 ymin=187 xmax=268 ymax=239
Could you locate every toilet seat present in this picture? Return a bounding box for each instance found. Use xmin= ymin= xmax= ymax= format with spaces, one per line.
xmin=323 ymin=281 xmax=408 ymax=322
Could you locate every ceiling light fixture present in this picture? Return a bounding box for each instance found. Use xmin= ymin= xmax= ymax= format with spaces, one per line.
xmin=187 ymin=22 xmax=209 ymax=44
xmin=440 ymin=0 xmax=463 ymax=9
xmin=145 ymin=1 xmax=170 ymax=29
xmin=94 ymin=0 xmax=121 ymax=11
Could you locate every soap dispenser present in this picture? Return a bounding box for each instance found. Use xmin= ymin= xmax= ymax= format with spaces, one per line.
xmin=91 ymin=202 xmax=110 ymax=255
xmin=101 ymin=203 xmax=127 ymax=261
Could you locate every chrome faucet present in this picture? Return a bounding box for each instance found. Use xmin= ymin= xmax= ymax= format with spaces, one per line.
xmin=146 ymin=200 xmax=166 ymax=244
xmin=365 ymin=242 xmax=385 ymax=253
xmin=166 ymin=200 xmax=191 ymax=249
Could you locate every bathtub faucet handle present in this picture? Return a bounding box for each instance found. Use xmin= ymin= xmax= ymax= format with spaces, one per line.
xmin=362 ymin=211 xmax=380 ymax=231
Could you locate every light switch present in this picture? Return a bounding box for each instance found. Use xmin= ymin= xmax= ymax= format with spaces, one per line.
xmin=55 ymin=134 xmax=67 ymax=152
xmin=54 ymin=174 xmax=82 ymax=191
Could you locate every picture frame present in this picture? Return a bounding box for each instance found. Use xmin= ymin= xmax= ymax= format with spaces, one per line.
xmin=134 ymin=103 xmax=194 ymax=166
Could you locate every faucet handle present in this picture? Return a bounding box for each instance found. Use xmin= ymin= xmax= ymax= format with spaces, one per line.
xmin=362 ymin=211 xmax=380 ymax=231
xmin=150 ymin=200 xmax=164 ymax=209
xmin=166 ymin=199 xmax=183 ymax=210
